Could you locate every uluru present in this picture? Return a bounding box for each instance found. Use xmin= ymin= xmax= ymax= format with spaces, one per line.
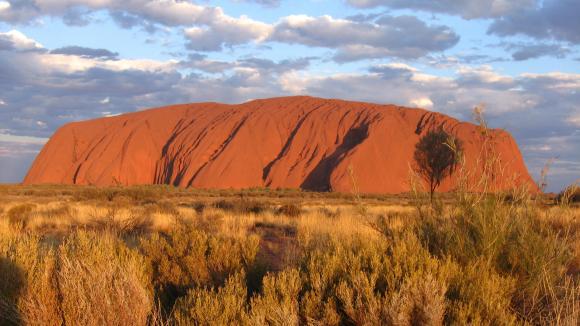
xmin=24 ymin=96 xmax=536 ymax=193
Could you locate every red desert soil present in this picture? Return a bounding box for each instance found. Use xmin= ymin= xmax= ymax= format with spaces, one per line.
xmin=24 ymin=96 xmax=537 ymax=193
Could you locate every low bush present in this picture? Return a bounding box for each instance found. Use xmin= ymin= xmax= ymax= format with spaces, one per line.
xmin=213 ymin=199 xmax=235 ymax=211
xmin=557 ymin=185 xmax=580 ymax=204
xmin=248 ymin=269 xmax=301 ymax=325
xmin=1 ymin=184 xmax=578 ymax=325
xmin=6 ymin=203 xmax=36 ymax=232
xmin=0 ymin=231 xmax=152 ymax=326
xmin=139 ymin=224 xmax=260 ymax=313
xmin=172 ymin=272 xmax=248 ymax=326
xmin=43 ymin=204 xmax=74 ymax=219
xmin=191 ymin=201 xmax=207 ymax=214
xmin=417 ymin=194 xmax=578 ymax=324
xmin=276 ymin=203 xmax=302 ymax=217
xmin=317 ymin=207 xmax=340 ymax=219
xmin=213 ymin=199 xmax=270 ymax=215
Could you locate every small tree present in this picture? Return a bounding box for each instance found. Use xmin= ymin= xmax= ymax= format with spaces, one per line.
xmin=413 ymin=129 xmax=463 ymax=202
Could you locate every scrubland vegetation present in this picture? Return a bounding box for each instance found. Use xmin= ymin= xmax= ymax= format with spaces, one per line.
xmin=0 ymin=183 xmax=578 ymax=325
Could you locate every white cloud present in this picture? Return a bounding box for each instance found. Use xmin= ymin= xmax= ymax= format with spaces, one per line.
xmin=381 ymin=63 xmax=418 ymax=71
xmin=0 ymin=133 xmax=48 ymax=145
xmin=457 ymin=65 xmax=514 ymax=84
xmin=1 ymin=2 xmax=460 ymax=61
xmin=35 ymin=52 xmax=178 ymax=74
xmin=489 ymin=0 xmax=580 ymax=44
xmin=524 ymin=144 xmax=552 ymax=152
xmin=521 ymin=72 xmax=580 ymax=91
xmin=0 ymin=0 xmax=216 ymax=25
xmin=0 ymin=29 xmax=577 ymax=189
xmin=0 ymin=1 xmax=10 ymax=12
xmin=567 ymin=113 xmax=580 ymax=127
xmin=0 ymin=30 xmax=44 ymax=51
xmin=270 ymin=14 xmax=459 ymax=60
xmin=101 ymin=111 xmax=120 ymax=117
xmin=184 ymin=14 xmax=271 ymax=51
xmin=409 ymin=97 xmax=434 ymax=109
xmin=346 ymin=0 xmax=536 ymax=19
xmin=0 ymin=99 xmax=5 ymax=105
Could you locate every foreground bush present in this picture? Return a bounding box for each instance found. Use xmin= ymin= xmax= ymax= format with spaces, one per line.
xmin=140 ymin=225 xmax=260 ymax=313
xmin=557 ymin=185 xmax=580 ymax=204
xmin=418 ymin=195 xmax=578 ymax=324
xmin=0 ymin=232 xmax=151 ymax=326
xmin=1 ymin=186 xmax=578 ymax=325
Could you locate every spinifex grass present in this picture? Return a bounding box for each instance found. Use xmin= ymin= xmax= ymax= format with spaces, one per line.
xmin=0 ymin=183 xmax=577 ymax=325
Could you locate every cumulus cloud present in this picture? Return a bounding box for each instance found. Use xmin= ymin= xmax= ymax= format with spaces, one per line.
xmin=0 ymin=0 xmax=272 ymax=44
xmin=270 ymin=14 xmax=459 ymax=61
xmin=0 ymin=141 xmax=43 ymax=183
xmin=50 ymin=46 xmax=119 ymax=60
xmin=0 ymin=1 xmax=10 ymax=12
xmin=235 ymin=0 xmax=282 ymax=7
xmin=567 ymin=113 xmax=580 ymax=127
xmin=183 ymin=12 xmax=460 ymax=60
xmin=0 ymin=1 xmax=279 ymax=53
xmin=0 ymin=1 xmax=215 ymax=26
xmin=505 ymin=43 xmax=570 ymax=61
xmin=0 ymin=133 xmax=48 ymax=145
xmin=346 ymin=0 xmax=536 ymax=19
xmin=179 ymin=54 xmax=316 ymax=75
xmin=0 ymin=30 xmax=577 ymax=189
xmin=409 ymin=97 xmax=433 ymax=109
xmin=0 ymin=30 xmax=44 ymax=51
xmin=0 ymin=2 xmax=462 ymax=60
xmin=488 ymin=0 xmax=580 ymax=44
xmin=184 ymin=15 xmax=271 ymax=51
xmin=61 ymin=7 xmax=94 ymax=26
xmin=0 ymin=30 xmax=313 ymax=141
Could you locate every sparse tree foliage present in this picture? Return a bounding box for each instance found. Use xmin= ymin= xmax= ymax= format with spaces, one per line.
xmin=414 ymin=129 xmax=463 ymax=202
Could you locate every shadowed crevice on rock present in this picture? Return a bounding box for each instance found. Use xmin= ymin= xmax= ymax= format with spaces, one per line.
xmin=262 ymin=104 xmax=327 ymax=184
xmin=186 ymin=115 xmax=250 ymax=187
xmin=156 ymin=118 xmax=197 ymax=186
xmin=301 ymin=124 xmax=369 ymax=191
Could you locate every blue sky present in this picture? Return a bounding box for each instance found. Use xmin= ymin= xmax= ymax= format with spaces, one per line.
xmin=0 ymin=0 xmax=579 ymax=192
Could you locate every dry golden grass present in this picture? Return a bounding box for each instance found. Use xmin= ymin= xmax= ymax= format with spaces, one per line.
xmin=0 ymin=185 xmax=578 ymax=325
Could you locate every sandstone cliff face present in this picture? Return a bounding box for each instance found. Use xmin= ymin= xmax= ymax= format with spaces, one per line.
xmin=24 ymin=96 xmax=537 ymax=193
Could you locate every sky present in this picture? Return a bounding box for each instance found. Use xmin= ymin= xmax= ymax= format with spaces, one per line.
xmin=0 ymin=0 xmax=578 ymax=192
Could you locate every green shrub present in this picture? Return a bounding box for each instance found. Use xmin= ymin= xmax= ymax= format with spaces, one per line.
xmin=383 ymin=273 xmax=447 ymax=326
xmin=249 ymin=269 xmax=301 ymax=325
xmin=445 ymin=260 xmax=517 ymax=325
xmin=417 ymin=194 xmax=577 ymax=324
xmin=1 ymin=184 xmax=577 ymax=325
xmin=139 ymin=224 xmax=259 ymax=313
xmin=172 ymin=272 xmax=249 ymax=326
